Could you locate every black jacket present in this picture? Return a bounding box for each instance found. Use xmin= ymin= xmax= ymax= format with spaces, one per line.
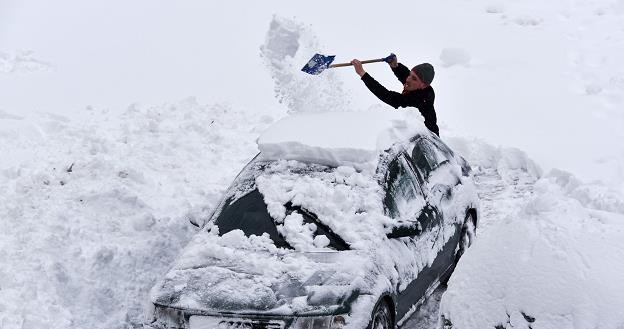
xmin=361 ymin=63 xmax=439 ymax=136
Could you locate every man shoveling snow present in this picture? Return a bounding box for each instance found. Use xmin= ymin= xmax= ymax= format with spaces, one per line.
xmin=351 ymin=54 xmax=440 ymax=137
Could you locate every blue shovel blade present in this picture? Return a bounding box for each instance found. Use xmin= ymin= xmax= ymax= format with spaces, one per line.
xmin=301 ymin=53 xmax=336 ymax=75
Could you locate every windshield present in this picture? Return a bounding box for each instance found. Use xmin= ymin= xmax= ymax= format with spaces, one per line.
xmin=214 ymin=189 xmax=292 ymax=249
xmin=210 ymin=158 xmax=391 ymax=251
xmin=213 ymin=188 xmax=349 ymax=251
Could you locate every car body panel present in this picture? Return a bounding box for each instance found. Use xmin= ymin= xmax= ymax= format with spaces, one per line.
xmin=151 ymin=237 xmax=376 ymax=317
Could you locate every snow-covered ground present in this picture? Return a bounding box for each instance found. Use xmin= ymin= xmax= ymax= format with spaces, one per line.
xmin=440 ymin=137 xmax=624 ymax=328
xmin=2 ymin=1 xmax=624 ymax=328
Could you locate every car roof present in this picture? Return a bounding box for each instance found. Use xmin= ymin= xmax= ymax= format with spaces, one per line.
xmin=256 ymin=110 xmax=430 ymax=171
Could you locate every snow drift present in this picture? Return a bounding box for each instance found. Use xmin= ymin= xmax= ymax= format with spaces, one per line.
xmin=0 ymin=99 xmax=272 ymax=329
xmin=440 ymin=139 xmax=624 ymax=329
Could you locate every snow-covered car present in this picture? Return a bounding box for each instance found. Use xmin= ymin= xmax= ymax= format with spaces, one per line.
xmin=145 ymin=111 xmax=479 ymax=329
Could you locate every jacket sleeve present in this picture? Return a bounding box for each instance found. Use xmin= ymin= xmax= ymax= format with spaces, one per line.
xmin=361 ymin=73 xmax=411 ymax=109
xmin=392 ymin=63 xmax=411 ymax=84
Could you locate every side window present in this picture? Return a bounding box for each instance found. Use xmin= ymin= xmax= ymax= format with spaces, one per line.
xmin=411 ymin=139 xmax=449 ymax=179
xmin=431 ymin=139 xmax=455 ymax=161
xmin=383 ymin=155 xmax=425 ymax=219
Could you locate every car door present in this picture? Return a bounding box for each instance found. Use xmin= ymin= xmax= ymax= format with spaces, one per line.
xmin=408 ymin=137 xmax=463 ymax=273
xmin=382 ymin=152 xmax=444 ymax=319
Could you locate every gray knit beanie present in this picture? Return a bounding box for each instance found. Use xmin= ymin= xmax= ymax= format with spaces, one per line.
xmin=411 ymin=63 xmax=435 ymax=85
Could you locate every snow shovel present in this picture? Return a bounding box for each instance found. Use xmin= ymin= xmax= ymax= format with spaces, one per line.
xmin=301 ymin=53 xmax=392 ymax=75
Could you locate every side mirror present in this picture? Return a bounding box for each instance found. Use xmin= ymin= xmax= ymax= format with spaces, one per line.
xmin=386 ymin=204 xmax=439 ymax=238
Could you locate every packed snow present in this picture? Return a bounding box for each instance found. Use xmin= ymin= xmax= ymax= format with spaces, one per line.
xmin=257 ymin=110 xmax=430 ymax=170
xmin=1 ymin=1 xmax=624 ymax=329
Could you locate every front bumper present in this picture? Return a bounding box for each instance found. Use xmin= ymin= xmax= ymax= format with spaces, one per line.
xmin=145 ymin=306 xmax=349 ymax=329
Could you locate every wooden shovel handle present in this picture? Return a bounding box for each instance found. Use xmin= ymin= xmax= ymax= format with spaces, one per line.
xmin=329 ymin=58 xmax=385 ymax=68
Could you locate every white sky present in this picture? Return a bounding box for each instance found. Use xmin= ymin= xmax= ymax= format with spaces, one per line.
xmin=1 ymin=0 xmax=623 ymax=188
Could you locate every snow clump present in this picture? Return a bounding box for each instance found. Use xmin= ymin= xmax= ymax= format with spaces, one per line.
xmin=439 ymin=48 xmax=471 ymax=68
xmin=260 ymin=16 xmax=351 ymax=113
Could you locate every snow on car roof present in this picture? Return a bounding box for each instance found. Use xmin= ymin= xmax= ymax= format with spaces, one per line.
xmin=257 ymin=110 xmax=429 ymax=170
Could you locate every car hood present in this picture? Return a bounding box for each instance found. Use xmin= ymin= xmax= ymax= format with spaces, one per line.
xmin=150 ymin=230 xmax=376 ymax=316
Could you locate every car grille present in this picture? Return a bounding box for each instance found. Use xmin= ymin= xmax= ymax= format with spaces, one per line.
xmin=218 ymin=319 xmax=285 ymax=329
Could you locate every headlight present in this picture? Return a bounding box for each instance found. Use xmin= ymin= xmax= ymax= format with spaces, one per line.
xmin=292 ymin=315 xmax=348 ymax=329
xmin=146 ymin=306 xmax=186 ymax=329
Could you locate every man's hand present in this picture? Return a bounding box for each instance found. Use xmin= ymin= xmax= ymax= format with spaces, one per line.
xmin=351 ymin=59 xmax=366 ymax=77
xmin=384 ymin=53 xmax=398 ymax=68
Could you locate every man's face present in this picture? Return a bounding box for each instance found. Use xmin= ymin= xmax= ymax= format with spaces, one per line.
xmin=404 ymin=71 xmax=428 ymax=91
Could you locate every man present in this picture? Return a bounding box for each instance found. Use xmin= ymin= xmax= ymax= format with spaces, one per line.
xmin=351 ymin=54 xmax=439 ymax=136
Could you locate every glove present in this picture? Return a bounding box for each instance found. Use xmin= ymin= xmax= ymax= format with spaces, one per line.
xmin=383 ymin=53 xmax=397 ymax=63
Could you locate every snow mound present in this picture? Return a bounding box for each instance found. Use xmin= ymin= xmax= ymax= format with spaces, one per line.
xmin=260 ymin=16 xmax=351 ymax=113
xmin=512 ymin=16 xmax=542 ymax=27
xmin=257 ymin=110 xmax=430 ymax=170
xmin=546 ymin=168 xmax=624 ymax=215
xmin=485 ymin=5 xmax=505 ymax=14
xmin=441 ymin=173 xmax=624 ymax=329
xmin=0 ymin=50 xmax=52 ymax=73
xmin=439 ymin=48 xmax=471 ymax=68
xmin=0 ymin=98 xmax=271 ymax=329
xmin=445 ymin=137 xmax=542 ymax=182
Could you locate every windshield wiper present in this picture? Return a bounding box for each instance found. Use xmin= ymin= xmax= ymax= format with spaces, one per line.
xmin=284 ymin=202 xmax=350 ymax=251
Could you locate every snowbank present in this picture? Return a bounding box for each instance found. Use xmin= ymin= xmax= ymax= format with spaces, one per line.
xmin=0 ymin=98 xmax=272 ymax=329
xmin=441 ymin=169 xmax=624 ymax=329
